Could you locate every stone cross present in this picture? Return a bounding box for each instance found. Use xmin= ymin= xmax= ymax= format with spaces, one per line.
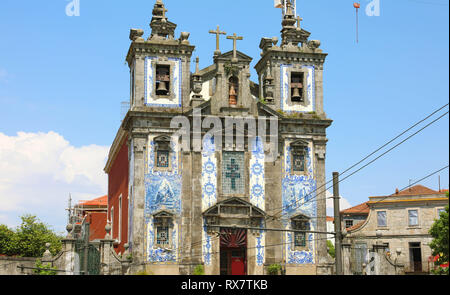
xmin=227 ymin=33 xmax=244 ymax=62
xmin=209 ymin=25 xmax=227 ymax=55
xmin=297 ymin=16 xmax=303 ymax=29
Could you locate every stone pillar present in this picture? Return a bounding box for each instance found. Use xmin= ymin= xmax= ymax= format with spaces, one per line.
xmin=265 ymin=156 xmax=283 ymax=265
xmin=342 ymin=243 xmax=352 ymax=275
xmin=315 ymin=144 xmax=328 ymax=271
xmin=60 ymin=238 xmax=77 ymax=275
xmin=130 ymin=136 xmax=147 ymax=273
xmin=180 ymin=152 xmax=193 ymax=275
xmin=100 ymin=222 xmax=116 ymax=275
xmin=191 ymin=152 xmax=203 ymax=268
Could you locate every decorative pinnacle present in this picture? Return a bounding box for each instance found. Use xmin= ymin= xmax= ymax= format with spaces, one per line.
xmin=195 ymin=57 xmax=200 ymax=74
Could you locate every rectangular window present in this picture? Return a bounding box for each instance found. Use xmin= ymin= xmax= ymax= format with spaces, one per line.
xmin=222 ymin=152 xmax=245 ymax=195
xmin=110 ymin=207 xmax=114 ymax=239
xmin=294 ymin=232 xmax=306 ymax=247
xmin=293 ymin=220 xmax=309 ymax=247
xmin=408 ymin=210 xmax=419 ymax=226
xmin=156 ymin=226 xmax=169 ymax=246
xmin=345 ymin=220 xmax=354 ymax=229
xmin=118 ymin=196 xmax=122 ymax=242
xmin=377 ymin=211 xmax=387 ymax=227
xmin=156 ymin=150 xmax=170 ymax=168
xmin=292 ymin=154 xmax=306 ymax=172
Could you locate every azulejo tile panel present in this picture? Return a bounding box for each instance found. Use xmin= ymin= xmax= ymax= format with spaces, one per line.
xmin=282 ymin=140 xmax=317 ymax=265
xmin=144 ymin=135 xmax=182 ymax=263
xmin=250 ymin=137 xmax=265 ymax=211
xmin=201 ymin=135 xmax=217 ymax=211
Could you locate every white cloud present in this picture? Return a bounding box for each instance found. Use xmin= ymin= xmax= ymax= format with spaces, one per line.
xmin=325 ymin=190 xmax=352 ymax=217
xmin=0 ymin=131 xmax=109 ymax=231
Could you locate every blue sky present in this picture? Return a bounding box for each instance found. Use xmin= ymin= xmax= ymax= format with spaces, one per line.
xmin=0 ymin=0 xmax=448 ymax=232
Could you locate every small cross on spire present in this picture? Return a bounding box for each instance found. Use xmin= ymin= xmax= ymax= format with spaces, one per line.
xmin=209 ymin=25 xmax=227 ymax=56
xmin=297 ymin=16 xmax=303 ymax=29
xmin=227 ymin=33 xmax=244 ymax=63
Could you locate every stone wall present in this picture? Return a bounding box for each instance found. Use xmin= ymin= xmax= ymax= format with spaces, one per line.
xmin=0 ymin=256 xmax=37 ymax=275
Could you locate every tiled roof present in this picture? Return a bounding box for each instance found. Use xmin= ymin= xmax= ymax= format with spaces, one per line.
xmin=340 ymin=202 xmax=370 ymax=215
xmin=347 ymin=220 xmax=365 ymax=232
xmin=392 ymin=185 xmax=439 ymax=196
xmin=326 ymin=216 xmax=334 ymax=222
xmin=78 ymin=195 xmax=108 ymax=207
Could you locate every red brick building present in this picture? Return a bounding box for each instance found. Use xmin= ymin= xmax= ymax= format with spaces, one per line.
xmin=75 ymin=195 xmax=108 ymax=241
xmin=104 ymin=132 xmax=130 ymax=255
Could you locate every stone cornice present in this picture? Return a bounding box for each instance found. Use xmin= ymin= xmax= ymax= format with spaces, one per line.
xmin=126 ymin=40 xmax=195 ymax=65
xmin=104 ymin=127 xmax=128 ymax=174
xmin=255 ymin=49 xmax=328 ymax=72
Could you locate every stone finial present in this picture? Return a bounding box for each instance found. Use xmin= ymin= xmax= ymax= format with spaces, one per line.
xmin=129 ymin=29 xmax=144 ymax=42
xmin=42 ymin=243 xmax=53 ymax=262
xmin=66 ymin=223 xmax=73 ymax=238
xmin=105 ymin=221 xmax=112 ymax=239
xmin=179 ymin=32 xmax=190 ymax=45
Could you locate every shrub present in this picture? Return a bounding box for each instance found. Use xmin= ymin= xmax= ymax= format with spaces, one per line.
xmin=193 ymin=264 xmax=205 ymax=275
xmin=267 ymin=264 xmax=282 ymax=275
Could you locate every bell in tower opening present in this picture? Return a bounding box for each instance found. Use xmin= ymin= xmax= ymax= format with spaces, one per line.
xmin=291 ymin=72 xmax=304 ymax=102
xmin=228 ymin=76 xmax=239 ymax=106
xmin=156 ymin=65 xmax=170 ymax=96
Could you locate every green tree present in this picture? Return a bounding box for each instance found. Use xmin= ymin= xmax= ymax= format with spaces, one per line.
xmin=327 ymin=240 xmax=336 ymax=259
xmin=0 ymin=215 xmax=63 ymax=257
xmin=0 ymin=224 xmax=15 ymax=255
xmin=429 ymin=192 xmax=449 ymax=275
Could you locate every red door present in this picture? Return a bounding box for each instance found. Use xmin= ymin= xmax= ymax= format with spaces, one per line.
xmin=231 ymin=256 xmax=246 ymax=275
xmin=220 ymin=229 xmax=247 ymax=275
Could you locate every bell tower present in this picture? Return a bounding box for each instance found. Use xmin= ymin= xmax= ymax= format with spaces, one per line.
xmin=126 ymin=0 xmax=195 ymax=110
xmin=255 ymin=0 xmax=327 ymax=116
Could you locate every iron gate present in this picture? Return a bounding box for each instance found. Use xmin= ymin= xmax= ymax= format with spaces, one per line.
xmin=74 ymin=222 xmax=100 ymax=275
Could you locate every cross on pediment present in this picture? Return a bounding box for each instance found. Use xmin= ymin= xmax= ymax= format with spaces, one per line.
xmin=209 ymin=25 xmax=227 ymax=55
xmin=227 ymin=33 xmax=244 ymax=63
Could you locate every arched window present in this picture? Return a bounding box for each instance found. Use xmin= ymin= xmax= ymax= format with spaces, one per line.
xmin=228 ymin=76 xmax=239 ymax=106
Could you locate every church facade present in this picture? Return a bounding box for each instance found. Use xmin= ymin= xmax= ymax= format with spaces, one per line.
xmin=104 ymin=0 xmax=333 ymax=275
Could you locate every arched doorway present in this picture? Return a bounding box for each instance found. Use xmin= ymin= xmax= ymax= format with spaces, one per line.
xmin=203 ymin=197 xmax=266 ymax=276
xmin=220 ymin=228 xmax=247 ymax=275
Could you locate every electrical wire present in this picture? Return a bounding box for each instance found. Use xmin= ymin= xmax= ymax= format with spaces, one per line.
xmin=267 ymin=103 xmax=448 ymax=215
xmin=270 ymin=109 xmax=449 ymax=221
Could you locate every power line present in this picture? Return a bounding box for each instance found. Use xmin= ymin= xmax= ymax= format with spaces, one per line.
xmin=270 ymin=109 xmax=449 ymax=220
xmin=341 ymin=165 xmax=449 ymax=218
xmin=267 ymin=103 xmax=448 ymax=216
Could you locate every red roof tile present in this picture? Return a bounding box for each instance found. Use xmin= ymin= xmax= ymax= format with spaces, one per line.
xmin=392 ymin=185 xmax=439 ymax=196
xmin=340 ymin=202 xmax=370 ymax=215
xmin=79 ymin=195 xmax=108 ymax=207
xmin=347 ymin=220 xmax=365 ymax=232
xmin=326 ymin=216 xmax=334 ymax=222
